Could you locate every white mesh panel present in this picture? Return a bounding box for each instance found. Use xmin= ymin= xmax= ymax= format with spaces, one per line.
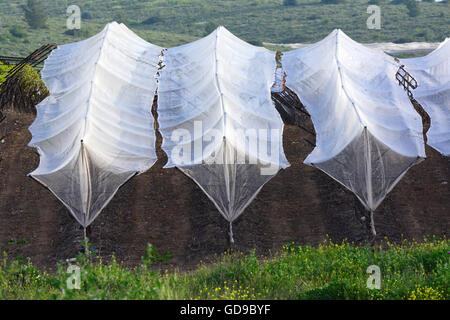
xmin=158 ymin=27 xmax=289 ymax=231
xmin=28 ymin=22 xmax=161 ymax=228
xmin=283 ymin=29 xmax=426 ymax=212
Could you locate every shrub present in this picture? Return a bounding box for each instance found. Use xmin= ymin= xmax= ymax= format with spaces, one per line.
xmin=1 ymin=64 xmax=49 ymax=110
xmin=283 ymin=0 xmax=298 ymax=6
xmin=204 ymin=22 xmax=218 ymax=36
xmin=0 ymin=62 xmax=13 ymax=84
xmin=18 ymin=65 xmax=48 ymax=104
xmin=322 ymin=0 xmax=347 ymax=4
xmin=394 ymin=36 xmax=414 ymax=43
xmin=9 ymin=25 xmax=27 ymax=39
xmin=81 ymin=12 xmax=93 ymax=20
xmin=23 ymin=0 xmax=47 ymax=29
xmin=408 ymin=286 xmax=445 ymax=300
xmin=405 ymin=0 xmax=420 ymax=17
xmin=113 ymin=12 xmax=128 ymax=25
xmin=64 ymin=28 xmax=90 ymax=38
xmin=247 ymin=40 xmax=263 ymax=46
xmin=142 ymin=16 xmax=161 ymax=25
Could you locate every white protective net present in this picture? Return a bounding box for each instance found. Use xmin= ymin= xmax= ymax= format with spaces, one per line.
xmin=28 ymin=22 xmax=161 ymax=230
xmin=282 ymin=30 xmax=426 ymax=221
xmin=157 ymin=27 xmax=290 ymax=242
xmin=403 ymin=38 xmax=450 ymax=156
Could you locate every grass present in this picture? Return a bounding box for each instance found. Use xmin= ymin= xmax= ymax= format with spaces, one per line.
xmin=0 ymin=0 xmax=449 ymax=56
xmin=0 ymin=62 xmax=13 ymax=84
xmin=0 ymin=237 xmax=448 ymax=300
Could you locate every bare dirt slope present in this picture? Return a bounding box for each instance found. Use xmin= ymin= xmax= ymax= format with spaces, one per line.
xmin=0 ymin=112 xmax=448 ymax=271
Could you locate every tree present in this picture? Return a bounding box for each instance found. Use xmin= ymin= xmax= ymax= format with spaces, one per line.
xmin=405 ymin=0 xmax=420 ymax=17
xmin=321 ymin=0 xmax=347 ymax=3
xmin=16 ymin=64 xmax=49 ymax=105
xmin=0 ymin=62 xmax=13 ymax=85
xmin=0 ymin=63 xmax=49 ymax=114
xmin=283 ymin=0 xmax=298 ymax=6
xmin=23 ymin=0 xmax=47 ymax=29
xmin=114 ymin=12 xmax=128 ymax=25
xmin=204 ymin=22 xmax=218 ymax=36
xmin=9 ymin=25 xmax=28 ymax=38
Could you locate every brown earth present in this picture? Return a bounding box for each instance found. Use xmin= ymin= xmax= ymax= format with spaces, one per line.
xmin=0 ymin=110 xmax=448 ymax=272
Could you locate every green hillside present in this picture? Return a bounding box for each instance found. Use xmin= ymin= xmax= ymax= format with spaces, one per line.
xmin=0 ymin=0 xmax=449 ymax=56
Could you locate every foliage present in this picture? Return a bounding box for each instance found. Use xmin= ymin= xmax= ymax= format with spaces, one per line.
xmin=141 ymin=244 xmax=172 ymax=267
xmin=23 ymin=0 xmax=47 ymax=29
xmin=0 ymin=63 xmax=47 ymax=114
xmin=142 ymin=16 xmax=162 ymax=25
xmin=64 ymin=28 xmax=91 ymax=38
xmin=14 ymin=65 xmax=49 ymax=105
xmin=9 ymin=25 xmax=28 ymax=39
xmin=405 ymin=0 xmax=421 ymax=17
xmin=0 ymin=62 xmax=13 ymax=85
xmin=204 ymin=22 xmax=218 ymax=36
xmin=283 ymin=0 xmax=298 ymax=6
xmin=81 ymin=12 xmax=93 ymax=20
xmin=0 ymin=0 xmax=448 ymax=56
xmin=322 ymin=0 xmax=347 ymax=3
xmin=408 ymin=286 xmax=445 ymax=300
xmin=0 ymin=238 xmax=448 ymax=300
xmin=113 ymin=12 xmax=129 ymax=25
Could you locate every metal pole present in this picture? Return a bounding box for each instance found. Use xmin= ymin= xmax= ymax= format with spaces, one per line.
xmin=370 ymin=210 xmax=377 ymax=237
xmin=229 ymin=221 xmax=234 ymax=245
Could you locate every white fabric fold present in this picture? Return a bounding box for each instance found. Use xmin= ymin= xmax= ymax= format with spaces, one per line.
xmin=403 ymin=38 xmax=450 ymax=156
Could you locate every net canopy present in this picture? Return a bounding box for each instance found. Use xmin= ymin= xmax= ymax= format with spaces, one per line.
xmin=28 ymin=22 xmax=161 ymax=229
xmin=282 ymin=29 xmax=426 ymax=215
xmin=157 ymin=27 xmax=289 ymax=241
xmin=403 ymin=38 xmax=450 ymax=156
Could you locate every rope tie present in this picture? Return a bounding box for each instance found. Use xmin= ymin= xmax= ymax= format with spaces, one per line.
xmin=370 ymin=210 xmax=377 ymax=237
xmin=229 ymin=221 xmax=234 ymax=245
xmin=83 ymin=226 xmax=89 ymax=255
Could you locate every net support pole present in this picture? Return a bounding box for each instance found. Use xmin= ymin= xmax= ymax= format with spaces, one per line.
xmin=83 ymin=226 xmax=88 ymax=256
xmin=229 ymin=221 xmax=235 ymax=245
xmin=369 ymin=210 xmax=377 ymax=238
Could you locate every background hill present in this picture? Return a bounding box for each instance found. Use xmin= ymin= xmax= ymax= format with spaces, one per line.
xmin=0 ymin=0 xmax=449 ymax=56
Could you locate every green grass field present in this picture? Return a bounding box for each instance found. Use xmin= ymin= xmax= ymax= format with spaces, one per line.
xmin=1 ymin=238 xmax=448 ymax=300
xmin=0 ymin=0 xmax=449 ymax=56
